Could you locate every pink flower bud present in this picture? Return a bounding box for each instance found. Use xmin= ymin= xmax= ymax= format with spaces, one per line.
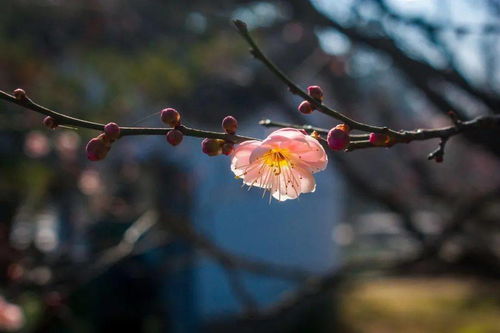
xmin=104 ymin=122 xmax=120 ymax=140
xmin=86 ymin=137 xmax=109 ymax=161
xmin=166 ymin=129 xmax=183 ymax=146
xmin=161 ymin=108 xmax=181 ymax=127
xmin=42 ymin=116 xmax=58 ymax=129
xmin=13 ymin=88 xmax=26 ymax=100
xmin=222 ymin=116 xmax=238 ymax=134
xmin=327 ymin=124 xmax=350 ymax=151
xmin=307 ymin=85 xmax=323 ymax=101
xmin=368 ymin=133 xmax=389 ymax=146
xmin=201 ymin=138 xmax=224 ymax=156
xmin=298 ymin=101 xmax=314 ymax=114
xmin=221 ymin=142 xmax=234 ymax=155
xmin=96 ymin=133 xmax=113 ymax=147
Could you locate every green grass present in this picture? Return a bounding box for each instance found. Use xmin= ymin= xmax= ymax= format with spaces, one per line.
xmin=339 ymin=277 xmax=500 ymax=333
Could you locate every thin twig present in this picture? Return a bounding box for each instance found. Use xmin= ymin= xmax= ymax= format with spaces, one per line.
xmin=0 ymin=90 xmax=257 ymax=144
xmin=233 ymin=20 xmax=402 ymax=137
xmin=260 ymin=116 xmax=500 ymax=152
xmin=234 ymin=19 xmax=500 ymax=158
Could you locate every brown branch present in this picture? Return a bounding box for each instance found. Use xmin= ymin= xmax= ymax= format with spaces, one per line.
xmin=259 ymin=119 xmax=329 ymax=135
xmin=0 ymin=90 xmax=257 ymax=144
xmin=260 ymin=116 xmax=500 ymax=153
xmin=233 ymin=20 xmax=402 ymax=137
xmin=234 ymin=19 xmax=500 ymax=159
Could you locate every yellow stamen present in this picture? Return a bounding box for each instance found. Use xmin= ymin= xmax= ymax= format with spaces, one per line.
xmin=260 ymin=148 xmax=291 ymax=174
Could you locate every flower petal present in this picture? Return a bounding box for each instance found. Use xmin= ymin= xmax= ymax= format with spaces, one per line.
xmin=229 ymin=128 xmax=328 ymax=201
xmin=231 ymin=140 xmax=262 ymax=174
xmin=293 ymin=165 xmax=316 ymax=193
xmin=265 ymin=128 xmax=311 ymax=146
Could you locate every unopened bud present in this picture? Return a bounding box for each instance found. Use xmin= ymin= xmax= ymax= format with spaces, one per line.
xmin=369 ymin=133 xmax=390 ymax=146
xmin=298 ymin=101 xmax=314 ymax=114
xmin=222 ymin=116 xmax=238 ymax=134
xmin=13 ymin=88 xmax=26 ymax=100
xmin=42 ymin=116 xmax=58 ymax=129
xmin=310 ymin=131 xmax=321 ymax=140
xmin=104 ymin=122 xmax=120 ymax=140
xmin=161 ymin=108 xmax=181 ymax=127
xmin=327 ymin=124 xmax=350 ymax=151
xmin=307 ymin=85 xmax=323 ymax=101
xmin=221 ymin=142 xmax=234 ymax=155
xmin=96 ymin=133 xmax=113 ymax=147
xmin=166 ymin=129 xmax=183 ymax=146
xmin=201 ymin=138 xmax=224 ymax=156
xmin=86 ymin=137 xmax=110 ymax=161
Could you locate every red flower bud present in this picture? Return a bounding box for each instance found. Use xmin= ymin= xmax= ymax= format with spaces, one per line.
xmin=161 ymin=108 xmax=181 ymax=127
xmin=307 ymin=85 xmax=323 ymax=101
xmin=96 ymin=133 xmax=113 ymax=147
xmin=327 ymin=124 xmax=350 ymax=151
xmin=201 ymin=138 xmax=224 ymax=156
xmin=221 ymin=142 xmax=234 ymax=155
xmin=368 ymin=133 xmax=390 ymax=146
xmin=13 ymin=88 xmax=26 ymax=100
xmin=166 ymin=129 xmax=183 ymax=146
xmin=104 ymin=122 xmax=120 ymax=140
xmin=298 ymin=100 xmax=313 ymax=114
xmin=86 ymin=137 xmax=109 ymax=161
xmin=222 ymin=116 xmax=238 ymax=134
xmin=42 ymin=116 xmax=58 ymax=129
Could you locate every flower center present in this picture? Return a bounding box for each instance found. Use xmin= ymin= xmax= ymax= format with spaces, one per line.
xmin=261 ymin=148 xmax=292 ymax=174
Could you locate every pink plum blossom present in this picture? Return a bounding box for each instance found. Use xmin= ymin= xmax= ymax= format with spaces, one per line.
xmin=231 ymin=128 xmax=328 ymax=201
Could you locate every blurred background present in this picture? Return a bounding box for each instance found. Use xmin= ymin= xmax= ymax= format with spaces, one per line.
xmin=0 ymin=0 xmax=499 ymax=332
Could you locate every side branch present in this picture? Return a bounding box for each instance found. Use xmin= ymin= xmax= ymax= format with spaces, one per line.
xmin=261 ymin=116 xmax=500 ymax=152
xmin=233 ymin=20 xmax=402 ymax=137
xmin=0 ymin=90 xmax=257 ymax=144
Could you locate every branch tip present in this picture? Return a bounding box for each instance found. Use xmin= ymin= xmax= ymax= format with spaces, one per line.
xmin=233 ymin=19 xmax=248 ymax=32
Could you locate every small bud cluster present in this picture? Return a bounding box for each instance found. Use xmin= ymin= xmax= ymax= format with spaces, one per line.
xmin=86 ymin=122 xmax=120 ymax=161
xmin=201 ymin=116 xmax=238 ymax=157
xmin=368 ymin=133 xmax=394 ymax=147
xmin=158 ymin=109 xmax=237 ymax=156
xmin=161 ymin=108 xmax=184 ymax=146
xmin=327 ymin=124 xmax=350 ymax=151
xmin=297 ymin=85 xmax=324 ymax=115
xmin=202 ymin=138 xmax=225 ymax=156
